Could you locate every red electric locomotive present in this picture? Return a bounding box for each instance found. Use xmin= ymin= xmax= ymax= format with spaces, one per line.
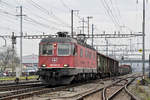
xmin=38 ymin=32 xmax=97 ymax=85
xmin=38 ymin=32 xmax=119 ymax=85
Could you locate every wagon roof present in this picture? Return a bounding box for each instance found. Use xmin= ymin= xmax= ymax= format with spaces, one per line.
xmin=119 ymin=65 xmax=131 ymax=67
xmin=97 ymin=52 xmax=118 ymax=62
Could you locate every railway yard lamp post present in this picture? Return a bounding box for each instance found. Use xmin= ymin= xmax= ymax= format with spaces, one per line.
xmin=149 ymin=54 xmax=150 ymax=78
xmin=16 ymin=6 xmax=26 ymax=82
xmin=19 ymin=6 xmax=23 ymax=79
xmin=142 ymin=0 xmax=146 ymax=81
xmin=71 ymin=10 xmax=79 ymax=38
xmin=87 ymin=16 xmax=93 ymax=38
xmin=105 ymin=38 xmax=108 ymax=56
xmin=71 ymin=10 xmax=73 ymax=38
xmin=91 ymin=24 xmax=94 ymax=47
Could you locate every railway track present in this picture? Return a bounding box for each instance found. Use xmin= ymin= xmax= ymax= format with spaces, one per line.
xmin=0 ymin=83 xmax=44 ymax=92
xmin=0 ymin=77 xmax=115 ymax=100
xmin=55 ymin=74 xmax=139 ymax=100
xmin=0 ymin=80 xmax=41 ymax=86
xmin=102 ymin=77 xmax=137 ymax=100
xmin=0 ymin=80 xmax=42 ymax=92
xmin=33 ymin=76 xmax=131 ymax=100
xmin=0 ymin=74 xmax=138 ymax=100
xmin=0 ymin=80 xmax=45 ymax=100
xmin=0 ymin=82 xmax=96 ymax=100
xmin=0 ymin=85 xmax=48 ymax=100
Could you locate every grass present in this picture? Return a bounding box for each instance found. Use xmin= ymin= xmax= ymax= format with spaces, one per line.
xmin=130 ymin=76 xmax=150 ymax=100
xmin=0 ymin=75 xmax=38 ymax=81
xmin=132 ymin=83 xmax=150 ymax=100
xmin=145 ymin=77 xmax=150 ymax=84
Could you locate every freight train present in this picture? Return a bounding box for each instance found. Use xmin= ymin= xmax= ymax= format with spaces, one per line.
xmin=38 ymin=32 xmax=126 ymax=85
xmin=118 ymin=65 xmax=132 ymax=75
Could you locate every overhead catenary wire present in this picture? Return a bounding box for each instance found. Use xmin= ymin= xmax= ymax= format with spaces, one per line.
xmin=0 ymin=6 xmax=59 ymax=32
xmin=59 ymin=0 xmax=71 ymax=11
xmin=113 ymin=0 xmax=124 ymax=24
xmin=103 ymin=0 xmax=120 ymax=26
xmin=27 ymin=0 xmax=70 ymax=28
xmin=0 ymin=0 xmax=19 ymax=14
xmin=0 ymin=1 xmax=21 ymax=32
xmin=0 ymin=26 xmax=18 ymax=32
xmin=59 ymin=0 xmax=84 ymax=21
xmin=22 ymin=6 xmax=70 ymax=28
xmin=14 ymin=0 xmax=69 ymax=31
xmin=0 ymin=0 xmax=16 ymax=8
xmin=110 ymin=0 xmax=135 ymax=33
xmin=24 ymin=16 xmax=61 ymax=31
xmin=109 ymin=0 xmax=124 ymax=26
xmin=59 ymin=0 xmax=106 ymax=47
xmin=99 ymin=0 xmax=120 ymax=28
xmin=0 ymin=9 xmax=19 ymax=31
xmin=0 ymin=1 xmax=65 ymax=32
xmin=59 ymin=0 xmax=98 ymax=36
xmin=0 ymin=9 xmax=16 ymax=16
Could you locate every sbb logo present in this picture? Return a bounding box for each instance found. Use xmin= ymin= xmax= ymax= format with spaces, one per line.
xmin=52 ymin=58 xmax=57 ymax=62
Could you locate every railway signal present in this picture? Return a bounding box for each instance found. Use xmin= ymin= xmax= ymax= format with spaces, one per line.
xmin=138 ymin=49 xmax=142 ymax=53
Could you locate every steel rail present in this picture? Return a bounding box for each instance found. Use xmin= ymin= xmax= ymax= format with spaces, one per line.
xmin=0 ymin=79 xmax=102 ymax=100
xmin=76 ymin=78 xmax=126 ymax=100
xmin=0 ymin=80 xmax=41 ymax=86
xmin=102 ymin=79 xmax=126 ymax=100
xmin=124 ymin=78 xmax=139 ymax=100
xmin=0 ymin=83 xmax=43 ymax=92
xmin=0 ymin=85 xmax=47 ymax=100
xmin=106 ymin=77 xmax=138 ymax=100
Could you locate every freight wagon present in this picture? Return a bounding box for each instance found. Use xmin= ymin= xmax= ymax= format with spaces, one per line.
xmin=97 ymin=53 xmax=118 ymax=77
xmin=118 ymin=65 xmax=132 ymax=75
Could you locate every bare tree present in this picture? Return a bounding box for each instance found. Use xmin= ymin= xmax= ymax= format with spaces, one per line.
xmin=0 ymin=46 xmax=20 ymax=72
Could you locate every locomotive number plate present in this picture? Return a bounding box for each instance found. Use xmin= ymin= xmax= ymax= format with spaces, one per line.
xmin=50 ymin=64 xmax=60 ymax=67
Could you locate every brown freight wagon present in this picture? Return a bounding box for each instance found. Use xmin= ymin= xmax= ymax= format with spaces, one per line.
xmin=97 ymin=53 xmax=119 ymax=77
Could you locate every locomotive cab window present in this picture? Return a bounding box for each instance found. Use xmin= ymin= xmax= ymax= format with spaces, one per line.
xmin=41 ymin=44 xmax=53 ymax=55
xmin=58 ymin=43 xmax=71 ymax=56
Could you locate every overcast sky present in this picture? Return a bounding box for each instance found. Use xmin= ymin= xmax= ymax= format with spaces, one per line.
xmin=0 ymin=0 xmax=149 ymax=59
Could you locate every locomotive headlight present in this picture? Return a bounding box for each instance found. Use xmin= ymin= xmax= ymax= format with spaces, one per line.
xmin=53 ymin=43 xmax=57 ymax=47
xmin=42 ymin=64 xmax=46 ymax=67
xmin=63 ymin=64 xmax=69 ymax=67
